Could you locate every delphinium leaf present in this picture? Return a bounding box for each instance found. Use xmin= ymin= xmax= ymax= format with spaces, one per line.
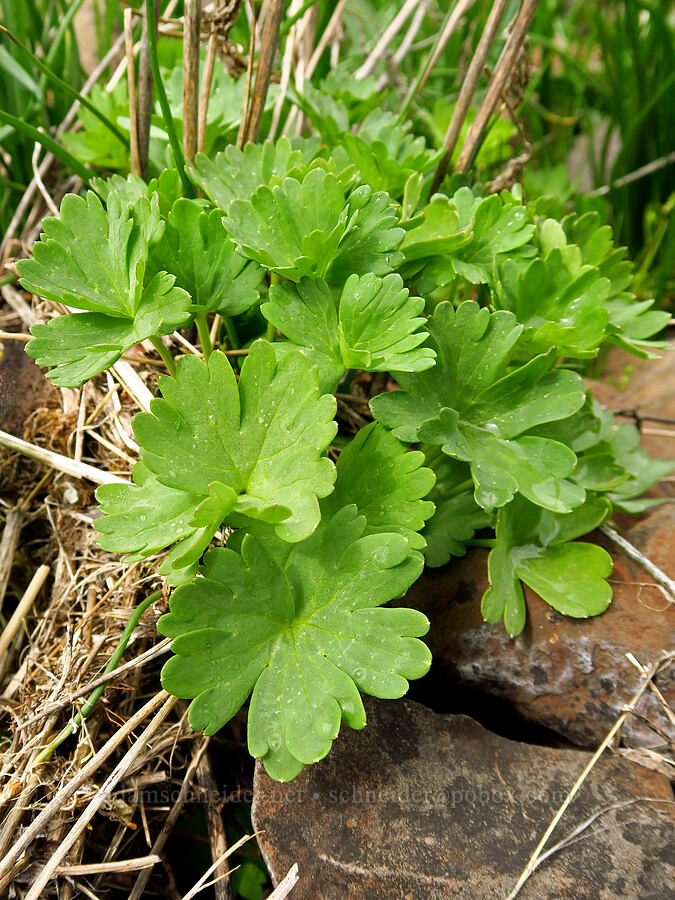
xmin=224 ymin=168 xmax=404 ymax=283
xmin=482 ymin=495 xmax=613 ymax=636
xmin=370 ymin=301 xmax=587 ymax=513
xmin=146 ymin=198 xmax=263 ymax=316
xmin=158 ymin=504 xmax=431 ymax=781
xmin=263 ymin=273 xmax=435 ymax=392
xmin=96 ymin=343 xmax=337 ymax=577
xmin=18 ymin=190 xmax=191 ymax=386
xmin=321 ymin=422 xmax=436 ymax=550
xmin=401 ymin=188 xmax=535 ymax=293
xmin=498 ymin=246 xmax=611 ymax=359
xmin=188 ymin=137 xmax=320 ymax=212
xmin=562 ymin=212 xmax=671 ymax=357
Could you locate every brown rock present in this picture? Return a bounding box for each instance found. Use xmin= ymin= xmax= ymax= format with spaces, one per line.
xmin=403 ymin=503 xmax=675 ymax=749
xmin=253 ymin=698 xmax=674 ymax=899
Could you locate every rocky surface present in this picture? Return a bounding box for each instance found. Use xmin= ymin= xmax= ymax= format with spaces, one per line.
xmin=403 ymin=502 xmax=675 ymax=750
xmin=253 ymin=698 xmax=675 ymax=899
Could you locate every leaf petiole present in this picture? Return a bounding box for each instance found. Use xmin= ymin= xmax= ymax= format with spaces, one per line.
xmin=195 ymin=314 xmax=213 ymax=359
xmin=33 ymin=590 xmax=162 ymax=764
xmin=149 ymin=334 xmax=177 ymax=375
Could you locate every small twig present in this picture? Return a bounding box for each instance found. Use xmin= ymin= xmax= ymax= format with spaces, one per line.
xmin=242 ymin=0 xmax=285 ymax=143
xmin=183 ymin=0 xmax=202 ymax=162
xmin=505 ymin=652 xmax=675 ymax=899
xmin=0 ymin=428 xmax=126 ymax=485
xmin=24 ymin=694 xmax=178 ymax=900
xmin=354 ymin=0 xmax=418 ymax=80
xmin=124 ymin=8 xmax=141 ymax=176
xmin=111 ymin=358 xmax=154 ymax=413
xmin=181 ymin=834 xmax=256 ymax=900
xmin=56 ymin=856 xmax=161 ymax=876
xmin=0 ymin=330 xmax=30 ymax=341
xmin=137 ymin=2 xmax=157 ymax=179
xmin=402 ymin=0 xmax=475 ymax=109
xmin=198 ymin=30 xmax=218 ymax=154
xmin=0 ymin=691 xmax=170 ymax=887
xmin=197 ymin=750 xmax=230 ymax=900
xmin=268 ymin=863 xmax=299 ymax=899
xmin=600 ymin=523 xmax=675 ymax=599
xmin=31 ymin=138 xmax=58 ymax=216
xmin=0 ymin=505 xmax=26 ymax=616
xmin=128 ymin=737 xmax=211 ymax=900
xmin=237 ymin=0 xmax=257 ymax=148
xmin=590 ymin=150 xmax=675 ymax=197
xmin=430 ymin=0 xmax=510 ymax=193
xmin=454 ymin=0 xmax=540 ymax=172
xmin=0 ymin=565 xmax=49 ymax=659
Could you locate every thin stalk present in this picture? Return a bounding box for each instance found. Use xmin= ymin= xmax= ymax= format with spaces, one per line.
xmin=430 ymin=0 xmax=510 ymax=194
xmin=124 ymin=8 xmax=141 ymax=176
xmin=0 ymin=25 xmax=128 ymax=148
xmin=0 ymin=109 xmax=93 ymax=185
xmin=242 ymin=0 xmax=285 ymax=143
xmin=223 ymin=315 xmax=240 ymax=350
xmin=195 ymin=314 xmax=214 ymax=359
xmin=149 ymin=334 xmax=177 ymax=375
xmin=279 ymin=0 xmax=318 ymax=38
xmin=33 ymin=591 xmax=161 ymax=764
xmin=137 ymin=2 xmax=155 ymax=179
xmin=182 ymin=0 xmax=201 ymax=162
xmin=144 ymin=0 xmax=191 ymax=195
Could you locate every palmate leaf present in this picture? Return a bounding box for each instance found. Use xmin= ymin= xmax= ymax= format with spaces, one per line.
xmin=96 ymin=343 xmax=337 ymax=576
xmin=498 ymin=243 xmax=611 ymax=359
xmin=188 ymin=138 xmax=318 ymax=212
xmin=146 ymin=198 xmax=263 ymax=316
xmin=321 ymin=422 xmax=436 ymax=550
xmin=561 ymin=213 xmax=670 ymax=357
xmin=158 ymin=505 xmax=431 ymax=781
xmin=263 ymin=273 xmax=435 ymax=392
xmin=224 ymin=168 xmax=404 ymax=283
xmin=18 ymin=190 xmax=191 ymax=387
xmin=482 ymin=495 xmax=613 ymax=636
xmin=401 ymin=188 xmax=534 ymax=292
xmin=370 ymin=302 xmax=587 ymax=512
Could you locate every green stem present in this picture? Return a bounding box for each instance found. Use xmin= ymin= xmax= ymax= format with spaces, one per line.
xmin=0 ymin=273 xmax=18 ymax=289
xmin=222 ymin=315 xmax=239 ymax=350
xmin=465 ymin=538 xmax=497 ymax=549
xmin=149 ymin=334 xmax=177 ymax=375
xmin=0 ymin=109 xmax=94 ymax=185
xmin=144 ymin=0 xmax=192 ymax=197
xmin=0 ymin=25 xmax=128 ymax=148
xmin=279 ymin=0 xmax=318 ymax=37
xmin=195 ymin=314 xmax=213 ymax=359
xmin=265 ymin=319 xmax=276 ymax=342
xmin=34 ymin=591 xmax=161 ymax=764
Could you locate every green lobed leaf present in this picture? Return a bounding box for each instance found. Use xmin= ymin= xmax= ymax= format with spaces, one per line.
xmin=370 ymin=301 xmax=587 ymax=512
xmin=401 ymin=188 xmax=535 ymax=292
xmin=224 ymin=168 xmax=404 ymax=284
xmin=18 ymin=190 xmax=191 ymax=386
xmin=158 ymin=505 xmax=430 ymax=781
xmin=96 ymin=343 xmax=337 ymax=574
xmin=482 ymin=495 xmax=613 ymax=636
xmin=321 ymin=422 xmax=436 ymax=550
xmin=263 ymin=273 xmax=435 ymax=392
xmin=188 ymin=138 xmax=315 ymax=212
xmin=146 ymin=198 xmax=263 ymax=316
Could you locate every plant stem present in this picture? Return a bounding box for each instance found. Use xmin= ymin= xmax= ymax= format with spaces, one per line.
xmin=144 ymin=0 xmax=192 ymax=196
xmin=222 ymin=315 xmax=240 ymax=350
xmin=466 ymin=538 xmax=496 ymax=549
xmin=149 ymin=334 xmax=177 ymax=375
xmin=195 ymin=314 xmax=213 ymax=359
xmin=34 ymin=591 xmax=161 ymax=764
